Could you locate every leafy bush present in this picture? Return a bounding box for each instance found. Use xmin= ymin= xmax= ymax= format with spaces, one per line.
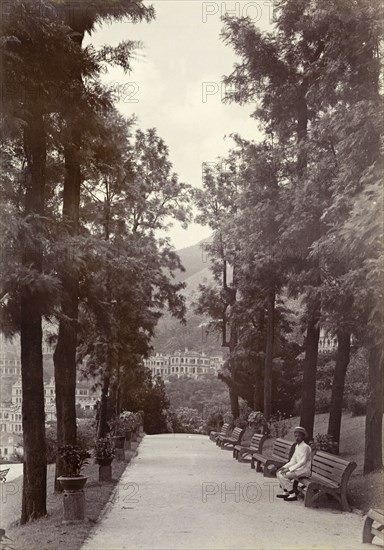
xmin=248 ymin=411 xmax=268 ymax=434
xmin=312 ymin=433 xmax=338 ymax=454
xmin=171 ymin=407 xmax=204 ymax=434
xmin=77 ymin=418 xmax=97 ymax=449
xmin=204 ymin=411 xmax=224 ymax=434
xmin=119 ymin=411 xmax=138 ymax=434
xmin=346 ymin=393 xmax=367 ymax=416
xmin=267 ymin=411 xmax=292 ymax=438
xmin=315 ymin=388 xmax=331 ymax=413
xmin=234 ymin=417 xmax=248 ymax=429
xmin=344 ymin=348 xmax=368 ymax=415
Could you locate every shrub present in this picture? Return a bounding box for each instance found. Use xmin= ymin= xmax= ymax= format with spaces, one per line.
xmin=344 ymin=348 xmax=368 ymax=415
xmin=171 ymin=407 xmax=204 ymax=434
xmin=346 ymin=393 xmax=367 ymax=416
xmin=204 ymin=411 xmax=224 ymax=434
xmin=312 ymin=433 xmax=338 ymax=454
xmin=233 ymin=417 xmax=248 ymax=429
xmin=77 ymin=418 xmax=97 ymax=449
xmin=248 ymin=411 xmax=268 ymax=434
xmin=315 ymin=388 xmax=331 ymax=414
xmin=267 ymin=411 xmax=292 ymax=438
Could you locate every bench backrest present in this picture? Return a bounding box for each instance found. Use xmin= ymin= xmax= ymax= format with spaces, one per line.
xmin=311 ymin=451 xmax=357 ymax=488
xmin=271 ymin=438 xmax=294 ymax=462
xmin=230 ymin=427 xmax=245 ymax=443
xmin=249 ymin=433 xmax=267 ymax=453
xmin=219 ymin=423 xmax=230 ymax=437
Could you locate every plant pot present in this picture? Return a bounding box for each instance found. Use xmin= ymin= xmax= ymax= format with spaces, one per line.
xmin=112 ymin=436 xmax=125 ymax=449
xmin=58 ymin=475 xmax=88 ymax=492
xmin=96 ymin=457 xmax=114 ymax=467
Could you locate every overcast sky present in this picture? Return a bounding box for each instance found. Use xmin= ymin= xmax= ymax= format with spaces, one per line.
xmin=86 ymin=1 xmax=273 ymax=249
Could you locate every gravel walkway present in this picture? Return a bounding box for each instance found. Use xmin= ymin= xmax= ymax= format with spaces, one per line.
xmin=82 ymin=434 xmax=367 ymax=550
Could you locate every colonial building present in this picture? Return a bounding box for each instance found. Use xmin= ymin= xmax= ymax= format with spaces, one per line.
xmin=0 ymin=377 xmax=98 ymax=434
xmin=0 ymin=334 xmax=21 ymax=377
xmin=318 ymin=329 xmax=338 ymax=353
xmin=144 ymin=349 xmax=224 ymax=379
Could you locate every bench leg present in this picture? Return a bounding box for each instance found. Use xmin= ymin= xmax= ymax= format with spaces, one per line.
xmin=256 ymin=461 xmax=262 ymax=473
xmin=304 ymin=486 xmax=318 ymax=508
xmin=362 ymin=517 xmax=374 ymax=543
xmin=340 ymin=492 xmax=352 ymax=512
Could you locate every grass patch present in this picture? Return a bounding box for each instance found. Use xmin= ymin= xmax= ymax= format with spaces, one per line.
xmin=5 ymin=442 xmax=142 ymax=550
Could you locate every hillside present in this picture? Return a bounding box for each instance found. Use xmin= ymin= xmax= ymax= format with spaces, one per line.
xmin=152 ymin=236 xmax=304 ymax=355
xmin=152 ymin=237 xmax=223 ymax=354
xmin=172 ymin=236 xmax=212 ymax=283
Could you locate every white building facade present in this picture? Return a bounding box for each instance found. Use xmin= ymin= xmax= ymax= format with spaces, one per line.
xmin=144 ymin=349 xmax=224 ymax=379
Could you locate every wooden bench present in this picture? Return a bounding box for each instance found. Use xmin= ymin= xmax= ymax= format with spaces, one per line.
xmin=218 ymin=427 xmax=245 ymax=450
xmin=210 ymin=423 xmax=230 ymax=442
xmin=233 ymin=433 xmax=267 ymax=463
xmin=296 ymin=451 xmax=357 ymax=511
xmin=0 ymin=468 xmax=10 ymax=483
xmin=251 ymin=438 xmax=294 ymax=477
xmin=362 ymin=508 xmax=384 ymax=544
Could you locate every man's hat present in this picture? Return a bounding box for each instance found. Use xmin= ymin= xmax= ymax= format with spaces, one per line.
xmin=293 ymin=426 xmax=308 ymax=437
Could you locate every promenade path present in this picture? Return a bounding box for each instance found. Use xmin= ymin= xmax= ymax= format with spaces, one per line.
xmin=82 ymin=434 xmax=367 ymax=550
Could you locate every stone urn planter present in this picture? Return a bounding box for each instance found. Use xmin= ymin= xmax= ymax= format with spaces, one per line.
xmin=124 ymin=432 xmax=132 ymax=450
xmin=58 ymin=475 xmax=88 ymax=492
xmin=112 ymin=435 xmax=125 ymax=449
xmin=112 ymin=436 xmax=125 ymax=460
xmin=58 ymin=445 xmax=90 ymax=523
xmin=96 ymin=458 xmax=113 ymax=482
xmin=94 ymin=437 xmax=116 ymax=482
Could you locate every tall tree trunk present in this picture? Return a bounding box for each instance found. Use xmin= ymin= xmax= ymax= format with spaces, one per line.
xmin=20 ymin=111 xmax=47 ymax=524
xmin=98 ymin=372 xmax=110 ymax=439
xmin=253 ymin=359 xmax=264 ymax=411
xmin=53 ymin=126 xmax=81 ymax=490
xmin=300 ymin=299 xmax=320 ymax=441
xmin=229 ymin=385 xmax=239 ymax=419
xmin=53 ymin=23 xmax=84 ymax=490
xmin=364 ymin=344 xmax=383 ymax=473
xmin=263 ymin=290 xmax=275 ymax=421
xmin=327 ymin=331 xmax=351 ymax=453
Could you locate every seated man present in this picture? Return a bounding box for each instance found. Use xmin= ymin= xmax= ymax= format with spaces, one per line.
xmin=276 ymin=426 xmax=312 ymax=502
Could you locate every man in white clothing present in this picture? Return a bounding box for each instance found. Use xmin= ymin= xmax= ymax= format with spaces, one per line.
xmin=276 ymin=426 xmax=312 ymax=502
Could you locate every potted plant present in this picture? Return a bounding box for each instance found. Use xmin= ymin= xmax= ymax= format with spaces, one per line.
xmin=94 ymin=437 xmax=116 ymax=466
xmin=108 ymin=417 xmax=125 ymax=449
xmin=94 ymin=436 xmax=115 ymax=482
xmin=119 ymin=411 xmax=137 ymax=437
xmin=57 ymin=445 xmax=91 ymax=491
